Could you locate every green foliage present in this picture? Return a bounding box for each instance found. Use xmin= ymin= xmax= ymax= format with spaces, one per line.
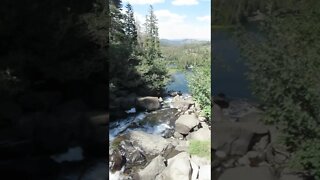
xmin=188 ymin=140 xmax=211 ymax=159
xmin=290 ymin=139 xmax=320 ymax=180
xmin=135 ymin=55 xmax=169 ymax=94
xmin=235 ymin=0 xmax=320 ymax=177
xmin=124 ymin=3 xmax=138 ymax=48
xmin=186 ymin=45 xmax=211 ymax=118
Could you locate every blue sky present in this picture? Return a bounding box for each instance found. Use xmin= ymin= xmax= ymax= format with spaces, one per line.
xmin=122 ymin=0 xmax=211 ymax=40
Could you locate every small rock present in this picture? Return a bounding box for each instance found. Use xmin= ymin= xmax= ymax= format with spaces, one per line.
xmin=198 ymin=116 xmax=206 ymax=122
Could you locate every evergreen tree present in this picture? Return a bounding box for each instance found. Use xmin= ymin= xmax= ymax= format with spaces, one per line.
xmin=124 ymin=3 xmax=138 ymax=48
xmin=110 ymin=0 xmax=126 ymax=43
xmin=144 ymin=5 xmax=161 ymax=60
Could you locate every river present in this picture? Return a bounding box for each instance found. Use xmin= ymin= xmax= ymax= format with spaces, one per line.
xmin=212 ymin=23 xmax=262 ymax=101
xmin=109 ymin=71 xmax=191 ymax=179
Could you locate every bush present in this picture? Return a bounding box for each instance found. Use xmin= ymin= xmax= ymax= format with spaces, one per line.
xmin=188 ymin=56 xmax=211 ymax=118
xmin=290 ymin=139 xmax=320 ymax=180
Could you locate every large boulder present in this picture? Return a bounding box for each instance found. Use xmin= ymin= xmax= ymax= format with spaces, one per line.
xmin=175 ymin=114 xmax=199 ymax=135
xmin=136 ymin=97 xmax=161 ymax=111
xmin=219 ymin=166 xmax=276 ymax=180
xmin=156 ymin=152 xmax=192 ymax=180
xmin=187 ymin=127 xmax=211 ymax=141
xmin=127 ymin=131 xmax=170 ymax=157
xmin=213 ymin=121 xmax=269 ymax=156
xmin=212 ymin=122 xmax=254 ymax=156
xmin=172 ymin=95 xmax=195 ymax=111
xmin=138 ymin=155 xmax=166 ymax=180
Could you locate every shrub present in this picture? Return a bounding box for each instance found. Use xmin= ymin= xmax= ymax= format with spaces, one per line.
xmin=188 ymin=56 xmax=211 ymax=118
xmin=290 ymin=139 xmax=320 ymax=180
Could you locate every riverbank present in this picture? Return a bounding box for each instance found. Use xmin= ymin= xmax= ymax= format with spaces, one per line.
xmin=212 ymin=95 xmax=312 ymax=180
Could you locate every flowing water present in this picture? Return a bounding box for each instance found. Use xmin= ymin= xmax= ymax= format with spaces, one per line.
xmin=109 ymin=71 xmax=190 ymax=179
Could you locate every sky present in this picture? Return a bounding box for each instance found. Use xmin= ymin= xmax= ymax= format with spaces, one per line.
xmin=122 ymin=0 xmax=211 ymax=40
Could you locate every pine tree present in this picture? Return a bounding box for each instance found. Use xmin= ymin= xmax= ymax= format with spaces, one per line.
xmin=144 ymin=5 xmax=161 ymax=60
xmin=124 ymin=3 xmax=138 ymax=48
xmin=109 ymin=0 xmax=125 ymax=43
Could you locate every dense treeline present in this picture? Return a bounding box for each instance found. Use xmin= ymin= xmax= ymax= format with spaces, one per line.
xmin=161 ymin=42 xmax=210 ymax=71
xmin=109 ymin=1 xmax=168 ymax=117
xmin=216 ymin=0 xmax=320 ymax=178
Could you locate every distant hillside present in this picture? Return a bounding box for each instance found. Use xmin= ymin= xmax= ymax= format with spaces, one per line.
xmin=160 ymin=39 xmax=210 ymax=46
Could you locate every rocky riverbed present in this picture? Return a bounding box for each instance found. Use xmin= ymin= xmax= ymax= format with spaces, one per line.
xmin=109 ymin=92 xmax=211 ymax=180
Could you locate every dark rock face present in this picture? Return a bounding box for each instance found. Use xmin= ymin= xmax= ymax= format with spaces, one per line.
xmin=213 ymin=93 xmax=229 ymax=109
xmin=119 ymin=140 xmax=147 ymax=167
xmin=109 ymin=149 xmax=125 ymax=173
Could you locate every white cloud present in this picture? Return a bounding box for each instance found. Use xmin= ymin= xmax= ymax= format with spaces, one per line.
xmin=135 ymin=9 xmax=210 ymax=40
xmin=155 ymin=10 xmax=186 ymax=23
xmin=156 ymin=10 xmax=209 ymax=40
xmin=123 ymin=0 xmax=165 ymax=5
xmin=196 ymin=15 xmax=210 ymax=22
xmin=135 ymin=12 xmax=146 ymax=23
xmin=172 ymin=0 xmax=199 ymax=6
